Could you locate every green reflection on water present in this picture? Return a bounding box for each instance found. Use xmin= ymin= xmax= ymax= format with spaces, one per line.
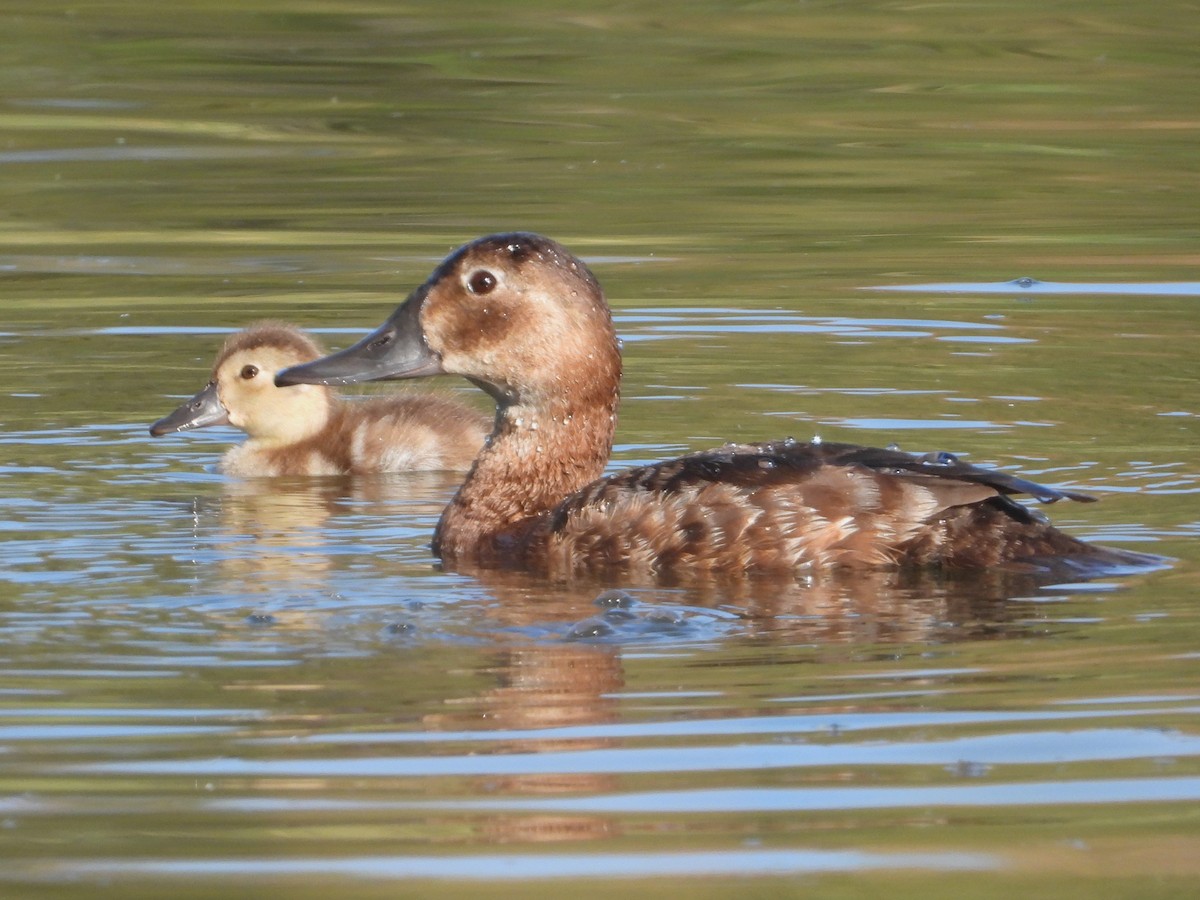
xmin=0 ymin=0 xmax=1198 ymax=896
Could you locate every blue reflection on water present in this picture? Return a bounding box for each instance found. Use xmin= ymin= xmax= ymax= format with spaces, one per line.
xmin=72 ymin=727 xmax=1200 ymax=778
xmin=408 ymin=776 xmax=1200 ymax=814
xmin=21 ymin=848 xmax=999 ymax=882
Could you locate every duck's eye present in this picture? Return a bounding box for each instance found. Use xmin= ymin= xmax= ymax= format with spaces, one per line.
xmin=467 ymin=270 xmax=497 ymax=295
xmin=240 ymin=364 xmax=259 ymax=380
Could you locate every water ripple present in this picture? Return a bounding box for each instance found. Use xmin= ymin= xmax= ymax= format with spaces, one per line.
xmin=71 ymin=727 xmax=1199 ymax=778
xmin=9 ymin=848 xmax=999 ymax=883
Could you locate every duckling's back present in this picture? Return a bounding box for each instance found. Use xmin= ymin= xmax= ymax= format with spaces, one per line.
xmin=335 ymin=393 xmax=488 ymax=474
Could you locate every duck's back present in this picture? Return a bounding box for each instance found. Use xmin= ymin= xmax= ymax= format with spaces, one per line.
xmin=336 ymin=394 xmax=487 ymax=474
xmin=502 ymin=440 xmax=1115 ymax=578
xmin=221 ymin=394 xmax=486 ymax=477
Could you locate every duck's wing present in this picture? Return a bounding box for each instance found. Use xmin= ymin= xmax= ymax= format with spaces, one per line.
xmin=783 ymin=441 xmax=1096 ymax=504
xmin=552 ymin=439 xmax=1093 ymax=531
xmin=525 ymin=439 xmax=1149 ymax=577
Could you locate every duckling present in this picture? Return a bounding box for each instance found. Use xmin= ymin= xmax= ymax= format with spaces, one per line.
xmin=276 ymin=233 xmax=1150 ymax=579
xmin=151 ymin=322 xmax=487 ymax=477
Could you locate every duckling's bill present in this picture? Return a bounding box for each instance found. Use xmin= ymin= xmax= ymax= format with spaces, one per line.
xmin=275 ymin=296 xmax=442 ymax=388
xmin=149 ymin=381 xmax=230 ymax=437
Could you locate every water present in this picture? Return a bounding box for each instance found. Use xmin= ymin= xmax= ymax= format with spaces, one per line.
xmin=2 ymin=1 xmax=1199 ymax=897
xmin=868 ymin=279 xmax=1200 ymax=295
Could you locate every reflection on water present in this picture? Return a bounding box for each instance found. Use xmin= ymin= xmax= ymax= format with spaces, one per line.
xmin=868 ymin=279 xmax=1200 ymax=296
xmin=2 ymin=0 xmax=1199 ymax=895
xmin=30 ymin=848 xmax=1001 ymax=882
xmin=206 ymin=474 xmax=458 ymax=604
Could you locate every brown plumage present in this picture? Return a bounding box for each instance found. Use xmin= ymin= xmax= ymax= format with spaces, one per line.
xmin=275 ymin=233 xmax=1151 ymax=579
xmin=150 ymin=322 xmax=487 ymax=477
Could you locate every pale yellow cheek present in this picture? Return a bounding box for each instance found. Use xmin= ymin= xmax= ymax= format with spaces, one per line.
xmin=225 ymin=402 xmax=248 ymax=428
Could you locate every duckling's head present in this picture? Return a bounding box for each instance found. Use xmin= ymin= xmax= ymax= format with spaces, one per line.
xmin=152 ymin=323 xmax=334 ymax=444
xmin=276 ymin=233 xmax=621 ymax=413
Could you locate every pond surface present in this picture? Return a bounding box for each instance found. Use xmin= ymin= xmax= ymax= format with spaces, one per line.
xmin=1 ymin=1 xmax=1198 ymax=897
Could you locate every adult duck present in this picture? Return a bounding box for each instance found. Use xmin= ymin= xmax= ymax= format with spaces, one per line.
xmin=151 ymin=322 xmax=487 ymax=476
xmin=276 ymin=233 xmax=1144 ymax=579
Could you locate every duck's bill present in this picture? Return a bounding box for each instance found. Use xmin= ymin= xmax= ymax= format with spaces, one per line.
xmin=149 ymin=381 xmax=230 ymax=436
xmin=275 ymin=299 xmax=443 ymax=387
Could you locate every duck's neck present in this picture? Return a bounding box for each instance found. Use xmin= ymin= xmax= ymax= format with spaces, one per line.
xmin=433 ymin=391 xmax=617 ymax=565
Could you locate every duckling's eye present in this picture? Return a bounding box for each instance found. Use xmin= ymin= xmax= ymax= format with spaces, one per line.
xmin=240 ymin=364 xmax=259 ymax=380
xmin=467 ymin=270 xmax=497 ymax=295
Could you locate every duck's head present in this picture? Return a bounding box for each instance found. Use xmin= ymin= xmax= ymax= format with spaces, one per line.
xmin=151 ymin=323 xmax=333 ymax=443
xmin=276 ymin=233 xmax=621 ymax=411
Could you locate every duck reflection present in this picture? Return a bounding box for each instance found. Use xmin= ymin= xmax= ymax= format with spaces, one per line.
xmin=403 ymin=561 xmax=1102 ymax=846
xmin=423 ymin=640 xmax=626 ymax=844
xmin=447 ymin=560 xmax=1102 ymax=647
xmin=197 ymin=473 xmax=462 ymax=606
xmin=202 ymin=530 xmax=1148 ymax=847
